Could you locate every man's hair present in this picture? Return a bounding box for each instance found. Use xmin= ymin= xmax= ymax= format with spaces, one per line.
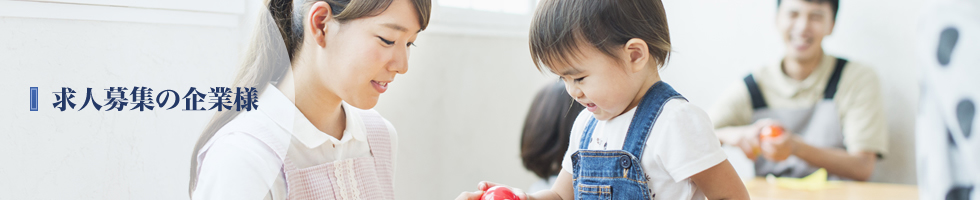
xmin=778 ymin=0 xmax=840 ymax=20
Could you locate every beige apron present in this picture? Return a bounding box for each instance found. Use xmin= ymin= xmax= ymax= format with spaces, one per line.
xmin=745 ymin=58 xmax=850 ymax=180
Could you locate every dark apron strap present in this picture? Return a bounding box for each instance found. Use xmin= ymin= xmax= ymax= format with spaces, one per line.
xmin=744 ymin=74 xmax=767 ymax=110
xmin=823 ymin=58 xmax=848 ymax=99
xmin=745 ymin=57 xmax=849 ymax=109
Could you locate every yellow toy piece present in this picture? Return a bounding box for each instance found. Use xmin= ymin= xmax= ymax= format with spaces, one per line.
xmin=765 ymin=168 xmax=840 ymax=191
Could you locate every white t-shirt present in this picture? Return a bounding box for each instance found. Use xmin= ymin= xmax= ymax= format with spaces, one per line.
xmin=561 ymin=99 xmax=727 ymax=200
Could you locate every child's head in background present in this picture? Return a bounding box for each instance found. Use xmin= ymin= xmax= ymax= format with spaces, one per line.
xmin=529 ymin=0 xmax=672 ymax=121
xmin=521 ymin=81 xmax=586 ymax=179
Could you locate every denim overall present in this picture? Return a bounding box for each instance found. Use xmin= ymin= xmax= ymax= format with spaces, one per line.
xmin=744 ymin=57 xmax=856 ymax=180
xmin=571 ymin=81 xmax=686 ymax=200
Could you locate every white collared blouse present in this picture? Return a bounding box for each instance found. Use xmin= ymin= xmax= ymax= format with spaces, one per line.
xmin=192 ymin=84 xmax=398 ymax=200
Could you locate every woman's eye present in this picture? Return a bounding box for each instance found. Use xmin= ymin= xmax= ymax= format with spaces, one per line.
xmin=574 ymin=77 xmax=585 ymax=82
xmin=378 ymin=36 xmax=395 ymax=45
xmin=407 ymin=42 xmax=417 ymax=47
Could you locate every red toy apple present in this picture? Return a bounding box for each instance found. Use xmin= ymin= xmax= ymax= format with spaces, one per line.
xmin=482 ymin=186 xmax=520 ymax=200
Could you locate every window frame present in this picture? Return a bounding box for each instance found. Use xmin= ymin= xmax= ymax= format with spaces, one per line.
xmin=0 ymin=0 xmax=243 ymax=28
xmin=426 ymin=0 xmax=535 ymax=37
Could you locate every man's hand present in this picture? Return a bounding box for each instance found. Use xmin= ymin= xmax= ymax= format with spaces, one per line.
xmin=720 ymin=118 xmax=782 ymax=161
xmin=760 ymin=131 xmax=796 ymax=161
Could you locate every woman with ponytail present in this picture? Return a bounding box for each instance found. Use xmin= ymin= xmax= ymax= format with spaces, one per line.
xmin=189 ymin=0 xmax=430 ymax=199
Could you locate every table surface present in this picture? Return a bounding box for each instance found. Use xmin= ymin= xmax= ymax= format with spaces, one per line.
xmin=744 ymin=177 xmax=919 ymax=200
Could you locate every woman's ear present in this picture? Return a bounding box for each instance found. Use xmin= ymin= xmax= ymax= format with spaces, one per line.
xmin=308 ymin=2 xmax=333 ymax=47
xmin=623 ymin=38 xmax=650 ymax=73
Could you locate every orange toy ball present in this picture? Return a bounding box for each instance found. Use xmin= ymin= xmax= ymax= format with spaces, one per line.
xmin=760 ymin=125 xmax=784 ymax=140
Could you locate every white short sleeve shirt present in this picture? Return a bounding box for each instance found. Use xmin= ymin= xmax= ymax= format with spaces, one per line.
xmin=561 ymin=99 xmax=728 ymax=200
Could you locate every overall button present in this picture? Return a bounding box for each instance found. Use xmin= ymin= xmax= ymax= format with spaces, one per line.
xmin=619 ymin=155 xmax=631 ymax=168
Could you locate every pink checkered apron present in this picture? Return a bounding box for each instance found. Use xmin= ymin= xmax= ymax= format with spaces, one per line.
xmin=254 ymin=109 xmax=396 ymax=200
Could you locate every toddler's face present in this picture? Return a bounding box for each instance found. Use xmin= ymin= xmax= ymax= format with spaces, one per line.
xmin=550 ymin=44 xmax=646 ymax=121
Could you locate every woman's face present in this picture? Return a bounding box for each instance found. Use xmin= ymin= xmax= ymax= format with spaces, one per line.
xmin=314 ymin=0 xmax=422 ymax=109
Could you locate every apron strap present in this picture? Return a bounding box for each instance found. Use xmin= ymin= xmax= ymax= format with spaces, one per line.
xmin=743 ymin=74 xmax=768 ymax=110
xmin=823 ymin=58 xmax=848 ymax=100
xmin=745 ymin=57 xmax=849 ymax=109
xmin=624 ymin=81 xmax=685 ymax=158
xmin=357 ymin=109 xmax=396 ymax=200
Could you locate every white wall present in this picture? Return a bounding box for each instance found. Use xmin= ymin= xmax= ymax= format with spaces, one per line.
xmin=0 ymin=0 xmax=924 ymax=199
xmin=0 ymin=1 xmax=251 ymax=199
xmin=0 ymin=17 xmax=242 ymax=199
xmin=373 ymin=32 xmax=551 ymax=199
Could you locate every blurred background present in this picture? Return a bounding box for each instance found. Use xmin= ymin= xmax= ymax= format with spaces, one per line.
xmin=0 ymin=0 xmax=923 ymax=199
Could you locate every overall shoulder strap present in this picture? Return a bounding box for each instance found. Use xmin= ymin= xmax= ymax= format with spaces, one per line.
xmin=744 ymin=74 xmax=768 ymax=110
xmin=823 ymin=58 xmax=848 ymax=99
xmin=624 ymin=81 xmax=686 ymax=158
xmin=579 ymin=117 xmax=599 ymax=149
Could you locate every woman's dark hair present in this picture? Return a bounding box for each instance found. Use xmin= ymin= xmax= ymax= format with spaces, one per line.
xmin=529 ymin=0 xmax=671 ymax=72
xmin=520 ymin=81 xmax=585 ymax=179
xmin=188 ymin=0 xmax=430 ymax=196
